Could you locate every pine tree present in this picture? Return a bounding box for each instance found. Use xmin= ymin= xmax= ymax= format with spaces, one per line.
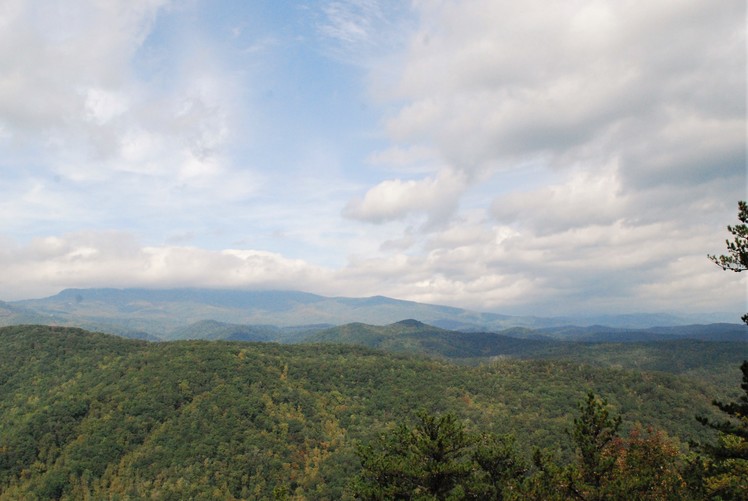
xmin=696 ymin=362 xmax=748 ymax=499
xmin=352 ymin=411 xmax=476 ymax=500
xmin=708 ymin=200 xmax=748 ymax=325
xmin=566 ymin=392 xmax=621 ymax=501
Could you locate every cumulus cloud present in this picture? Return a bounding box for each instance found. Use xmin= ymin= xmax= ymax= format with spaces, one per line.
xmin=333 ymin=0 xmax=746 ymax=317
xmin=343 ymin=168 xmax=468 ymax=224
xmin=334 ymin=215 xmax=746 ymax=317
xmin=0 ymin=220 xmax=744 ymax=319
xmin=492 ymin=165 xmax=625 ymax=234
xmin=4 ymin=7 xmax=242 ymax=170
xmin=0 ymin=0 xmax=165 ymax=137
xmin=0 ymin=0 xmax=264 ymax=246
xmin=354 ymin=0 xmax=745 ymax=222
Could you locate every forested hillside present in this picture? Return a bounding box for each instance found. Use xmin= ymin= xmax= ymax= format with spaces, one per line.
xmin=308 ymin=320 xmax=746 ymax=389
xmin=0 ymin=325 xmax=741 ymax=499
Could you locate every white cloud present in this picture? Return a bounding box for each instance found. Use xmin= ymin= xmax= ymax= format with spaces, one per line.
xmin=338 ymin=214 xmax=745 ymax=317
xmin=343 ymin=168 xmax=468 ymax=224
xmin=0 ymin=0 xmax=263 ymax=241
xmin=0 ymin=0 xmax=240 ymax=173
xmin=332 ymin=0 xmax=746 ymax=317
xmin=84 ymin=88 xmax=130 ymax=125
xmin=492 ymin=165 xmax=625 ymax=234
xmin=0 ymin=222 xmax=744 ymax=320
xmin=0 ymin=1 xmax=744 ymax=321
xmin=0 ymin=232 xmax=333 ymax=301
xmin=0 ymin=0 xmax=166 ymax=135
xmin=361 ymin=0 xmax=744 ymax=217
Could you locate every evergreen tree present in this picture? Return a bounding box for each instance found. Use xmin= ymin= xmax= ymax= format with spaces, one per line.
xmin=708 ymin=200 xmax=748 ymax=325
xmin=472 ymin=434 xmax=526 ymax=500
xmin=696 ymin=362 xmax=748 ymax=499
xmin=352 ymin=411 xmax=530 ymax=500
xmin=566 ymin=392 xmax=621 ymax=500
xmin=352 ymin=411 xmax=476 ymax=500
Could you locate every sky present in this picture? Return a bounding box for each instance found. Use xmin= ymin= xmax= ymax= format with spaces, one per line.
xmin=0 ymin=0 xmax=745 ymax=319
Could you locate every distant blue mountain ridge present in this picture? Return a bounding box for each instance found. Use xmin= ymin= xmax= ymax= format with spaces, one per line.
xmin=3 ymin=287 xmax=744 ymax=341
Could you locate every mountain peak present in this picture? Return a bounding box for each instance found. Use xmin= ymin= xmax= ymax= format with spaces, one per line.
xmin=393 ymin=319 xmax=427 ymax=328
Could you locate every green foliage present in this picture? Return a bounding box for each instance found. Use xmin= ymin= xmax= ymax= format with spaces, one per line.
xmin=353 ymin=412 xmax=525 ymax=500
xmin=602 ymin=427 xmax=692 ymax=500
xmin=0 ymin=325 xmax=735 ymax=499
xmin=709 ymin=201 xmax=748 ymax=274
xmin=696 ymin=361 xmax=748 ymax=499
xmin=310 ymin=322 xmax=747 ymax=393
xmin=472 ymin=434 xmax=527 ymax=500
xmin=356 ymin=401 xmax=697 ymax=501
xmin=698 ymin=362 xmax=748 ymax=444
xmin=566 ymin=398 xmax=692 ymax=500
xmin=708 ymin=200 xmax=748 ymax=325
xmin=566 ymin=393 xmax=622 ymax=500
xmin=308 ymin=320 xmax=551 ymax=359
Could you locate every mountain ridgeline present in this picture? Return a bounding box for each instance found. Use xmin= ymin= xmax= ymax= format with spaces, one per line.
xmin=3 ymin=288 xmax=744 ymax=343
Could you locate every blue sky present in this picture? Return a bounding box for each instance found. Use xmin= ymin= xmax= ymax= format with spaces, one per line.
xmin=0 ymin=0 xmax=745 ymax=319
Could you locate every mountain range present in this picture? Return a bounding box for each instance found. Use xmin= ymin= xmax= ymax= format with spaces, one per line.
xmin=1 ymin=288 xmax=744 ymax=346
xmin=0 ymin=290 xmax=744 ymax=498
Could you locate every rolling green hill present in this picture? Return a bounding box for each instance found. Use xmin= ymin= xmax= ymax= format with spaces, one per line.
xmin=166 ymin=319 xmax=281 ymax=341
xmin=0 ymin=324 xmax=738 ymax=500
xmin=305 ymin=320 xmax=746 ymax=386
xmin=533 ymin=323 xmax=748 ymax=342
xmin=306 ymin=319 xmax=556 ymax=358
xmin=166 ymin=320 xmax=330 ymax=343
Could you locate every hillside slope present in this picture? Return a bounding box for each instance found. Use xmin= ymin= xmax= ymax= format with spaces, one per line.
xmin=0 ymin=325 xmax=734 ymax=499
xmin=307 ymin=319 xmax=555 ymax=358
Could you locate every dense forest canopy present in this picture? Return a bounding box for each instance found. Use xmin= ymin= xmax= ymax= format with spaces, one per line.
xmin=0 ymin=325 xmax=745 ymax=499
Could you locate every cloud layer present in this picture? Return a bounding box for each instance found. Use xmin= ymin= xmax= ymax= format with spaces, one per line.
xmin=0 ymin=0 xmax=254 ymax=239
xmin=0 ymin=0 xmax=744 ymax=320
xmin=361 ymin=0 xmax=744 ymax=215
xmin=337 ymin=0 xmax=746 ymax=316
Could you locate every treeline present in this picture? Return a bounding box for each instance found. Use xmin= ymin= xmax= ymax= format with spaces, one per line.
xmin=0 ymin=325 xmax=742 ymax=499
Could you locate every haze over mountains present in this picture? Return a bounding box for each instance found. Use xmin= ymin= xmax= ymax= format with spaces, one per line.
xmin=1 ymin=288 xmax=743 ymax=344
